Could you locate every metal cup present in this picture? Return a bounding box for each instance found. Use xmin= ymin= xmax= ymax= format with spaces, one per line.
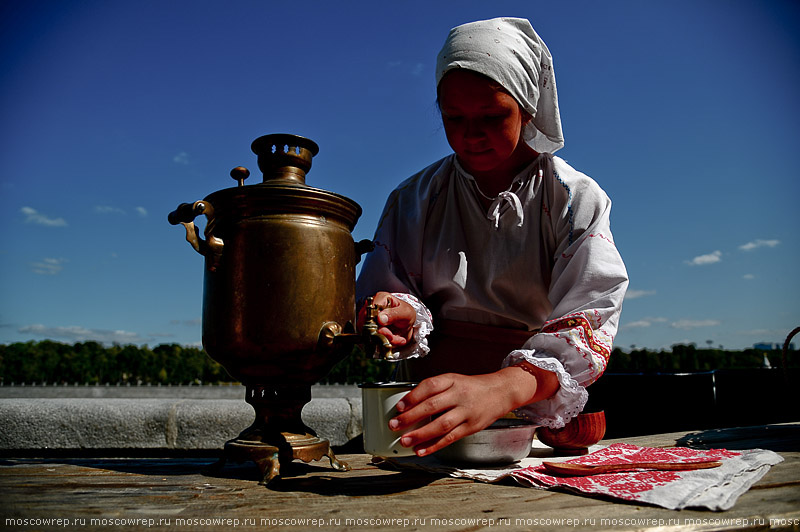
xmin=359 ymin=382 xmax=428 ymax=457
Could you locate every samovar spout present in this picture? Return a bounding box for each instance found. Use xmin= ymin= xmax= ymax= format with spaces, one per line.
xmin=318 ymin=296 xmax=395 ymax=360
xmin=364 ymin=326 xmax=394 ymax=359
xmin=361 ymin=297 xmax=395 ymax=360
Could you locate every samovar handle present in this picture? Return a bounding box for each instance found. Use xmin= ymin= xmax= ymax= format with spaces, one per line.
xmin=167 ymin=167 xmax=249 ymax=266
xmin=168 ymin=199 xmax=224 ymax=270
xmin=355 ymin=239 xmax=374 ymax=264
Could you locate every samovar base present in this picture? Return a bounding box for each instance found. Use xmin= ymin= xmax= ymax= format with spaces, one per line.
xmin=219 ymin=432 xmax=349 ymax=485
xmin=208 ymin=384 xmax=350 ymax=484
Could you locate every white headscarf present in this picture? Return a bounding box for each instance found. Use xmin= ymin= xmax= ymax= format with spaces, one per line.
xmin=436 ymin=17 xmax=564 ymax=153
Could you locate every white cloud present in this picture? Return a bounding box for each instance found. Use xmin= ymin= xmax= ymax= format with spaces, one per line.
xmin=686 ymin=250 xmax=721 ymax=266
xmin=93 ymin=205 xmax=148 ymax=217
xmin=173 ymin=151 xmax=190 ymax=165
xmin=29 ymin=257 xmax=68 ymax=275
xmin=21 ymin=206 xmax=67 ymax=227
xmin=95 ymin=205 xmax=126 ymax=215
xmin=739 ymin=239 xmax=780 ymax=251
xmin=742 ymin=273 xmax=755 ymax=280
xmin=622 ymin=316 xmax=667 ymax=328
xmin=412 ymin=63 xmax=424 ymax=76
xmin=18 ymin=324 xmax=144 ymax=344
xmin=169 ymin=318 xmax=202 ymax=327
xmin=671 ymin=319 xmax=721 ymax=330
xmin=624 ymin=289 xmax=656 ymax=300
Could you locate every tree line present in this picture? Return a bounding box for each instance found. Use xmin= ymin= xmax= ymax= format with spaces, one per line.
xmin=605 ymin=343 xmax=794 ymax=373
xmin=0 ymin=340 xmax=794 ymax=385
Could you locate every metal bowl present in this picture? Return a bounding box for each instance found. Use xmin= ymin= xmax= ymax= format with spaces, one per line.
xmin=434 ymin=419 xmax=538 ymax=465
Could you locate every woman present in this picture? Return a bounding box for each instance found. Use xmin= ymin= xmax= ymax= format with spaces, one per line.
xmin=357 ymin=17 xmax=628 ymax=457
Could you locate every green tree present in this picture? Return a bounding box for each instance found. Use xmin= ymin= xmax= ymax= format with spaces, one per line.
xmin=0 ymin=340 xmax=796 ymax=384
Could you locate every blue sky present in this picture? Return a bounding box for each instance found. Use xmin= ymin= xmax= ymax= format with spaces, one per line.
xmin=1 ymin=0 xmax=798 ymax=351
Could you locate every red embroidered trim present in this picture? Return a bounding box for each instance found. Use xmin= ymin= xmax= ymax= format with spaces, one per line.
xmin=560 ymin=233 xmax=616 ymax=260
xmin=541 ymin=314 xmax=611 ymax=361
xmin=374 ymin=240 xmax=392 ymax=262
xmin=374 ymin=240 xmax=422 ymax=280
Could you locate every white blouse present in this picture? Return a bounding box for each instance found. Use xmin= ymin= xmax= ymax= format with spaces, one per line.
xmin=356 ymin=153 xmax=628 ymax=428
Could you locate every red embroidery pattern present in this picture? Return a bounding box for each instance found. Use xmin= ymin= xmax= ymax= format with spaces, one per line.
xmin=591 ymin=232 xmax=615 ymax=245
xmin=375 ymin=240 xmax=422 ymax=280
xmin=374 ymin=240 xmax=393 ymax=262
xmin=561 ymin=233 xmax=615 ymax=260
xmin=541 ymin=314 xmax=611 ymax=361
xmin=511 ymin=443 xmax=741 ymax=503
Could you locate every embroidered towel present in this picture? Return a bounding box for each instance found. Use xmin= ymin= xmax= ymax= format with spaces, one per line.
xmin=380 ymin=441 xmax=782 ymax=510
xmin=511 ymin=443 xmax=782 ymax=510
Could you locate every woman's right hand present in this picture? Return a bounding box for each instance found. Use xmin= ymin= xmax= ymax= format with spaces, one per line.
xmin=358 ymin=291 xmax=416 ymax=347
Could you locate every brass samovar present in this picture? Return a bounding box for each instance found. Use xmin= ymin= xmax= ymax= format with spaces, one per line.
xmin=169 ymin=133 xmax=390 ymax=484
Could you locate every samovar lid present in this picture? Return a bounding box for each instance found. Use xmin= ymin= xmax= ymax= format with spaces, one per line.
xmin=251 ymin=133 xmax=319 ymax=185
xmin=204 ymin=134 xmax=362 ymax=229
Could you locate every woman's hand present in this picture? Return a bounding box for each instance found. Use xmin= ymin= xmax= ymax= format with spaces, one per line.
xmin=390 ymin=364 xmax=558 ymax=456
xmin=358 ymin=291 xmax=416 ymax=347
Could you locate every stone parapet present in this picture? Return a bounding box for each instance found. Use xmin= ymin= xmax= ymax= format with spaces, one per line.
xmin=0 ymin=396 xmax=363 ymax=453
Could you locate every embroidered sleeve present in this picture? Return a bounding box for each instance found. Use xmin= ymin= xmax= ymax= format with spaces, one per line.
xmin=504 ymin=159 xmax=628 ymax=428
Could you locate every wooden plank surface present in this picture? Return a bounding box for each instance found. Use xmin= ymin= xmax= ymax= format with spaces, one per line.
xmin=1 ymin=424 xmax=799 ymax=531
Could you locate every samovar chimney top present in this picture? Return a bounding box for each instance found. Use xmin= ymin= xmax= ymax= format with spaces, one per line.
xmin=251 ymin=133 xmax=320 ymax=185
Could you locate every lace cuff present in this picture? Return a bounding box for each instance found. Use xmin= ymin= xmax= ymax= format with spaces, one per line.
xmin=384 ymin=292 xmax=433 ymax=361
xmin=502 ymin=350 xmax=587 ymax=429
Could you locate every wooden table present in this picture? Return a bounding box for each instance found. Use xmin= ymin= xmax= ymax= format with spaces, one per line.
xmin=2 ymin=424 xmax=798 ymax=531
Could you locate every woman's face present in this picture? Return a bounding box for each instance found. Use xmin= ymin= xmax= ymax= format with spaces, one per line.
xmin=438 ymin=70 xmax=530 ymax=178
